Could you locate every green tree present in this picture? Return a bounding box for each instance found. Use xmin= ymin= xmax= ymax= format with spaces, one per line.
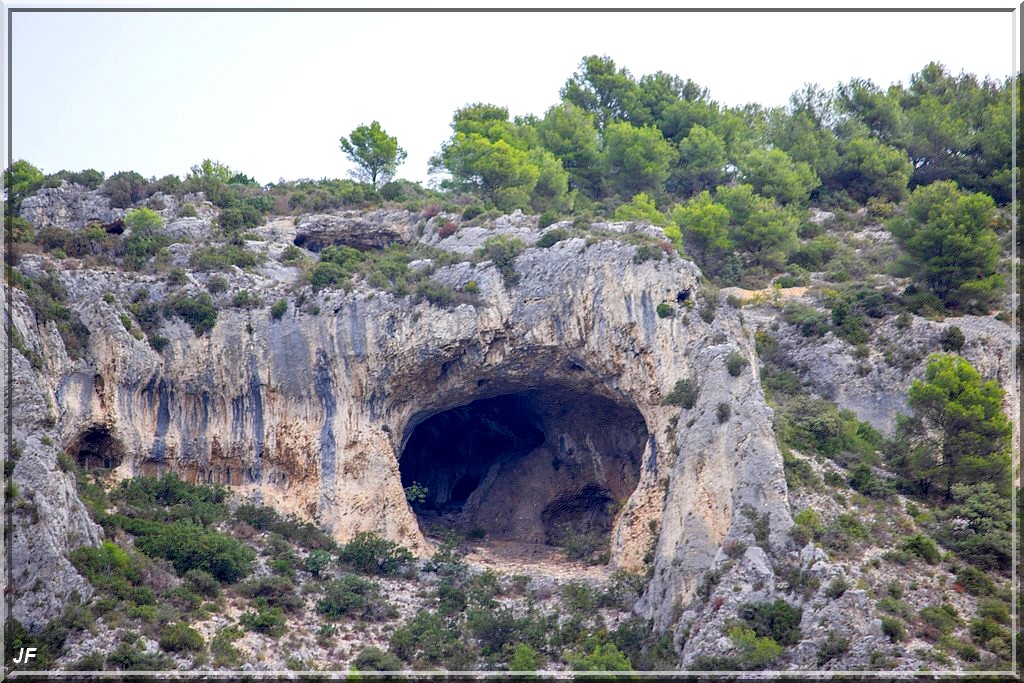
xmin=888 ymin=180 xmax=1003 ymax=312
xmin=567 ymin=642 xmax=633 ymax=672
xmin=739 ymin=148 xmax=820 ymax=206
xmin=672 ymin=124 xmax=727 ymax=196
xmin=613 ymin=192 xmax=665 ymax=225
xmin=4 ymin=159 xmax=45 ymax=211
xmin=900 ymin=354 xmax=1011 ymax=499
xmin=123 ymin=208 xmax=169 ymax=270
xmin=561 ymin=55 xmax=642 ymax=130
xmin=339 ymin=121 xmax=407 ymax=189
xmin=601 ymin=121 xmax=676 ymax=199
xmin=831 ymin=134 xmax=912 ymax=203
xmin=715 ymin=184 xmax=798 ymax=269
xmin=536 ymin=102 xmax=602 ymax=196
xmin=671 ymin=191 xmax=732 ymax=273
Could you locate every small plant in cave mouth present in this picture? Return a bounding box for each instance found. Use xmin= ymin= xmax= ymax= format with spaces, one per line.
xmin=404 ymin=481 xmax=429 ymax=505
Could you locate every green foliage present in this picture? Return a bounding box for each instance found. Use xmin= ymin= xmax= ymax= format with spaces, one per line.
xmin=131 ymin=521 xmax=253 ymax=583
xmin=776 ymin=395 xmax=882 ymax=464
xmin=389 ymin=610 xmax=460 ymax=666
xmin=662 ymin=378 xmax=699 ymax=408
xmin=317 ymin=574 xmax=391 ymax=621
xmin=725 ymin=351 xmax=747 ymax=377
xmin=613 ymin=192 xmax=666 ymax=225
xmin=781 ymin=301 xmax=830 ymax=337
xmin=303 ymin=549 xmax=332 ymax=578
xmin=917 ymin=604 xmax=961 ymax=640
xmin=939 ymin=325 xmax=965 ymax=352
xmin=122 ymin=208 xmax=170 ymax=270
xmin=509 ymin=642 xmax=541 ymax=671
xmin=164 ymin=291 xmax=218 ymax=335
xmin=536 ymin=228 xmax=570 ymax=248
xmin=900 ymin=533 xmax=940 ymax=564
xmin=4 ymin=159 xmax=45 ymax=211
xmin=233 ymin=503 xmax=335 ymax=550
xmin=270 ymin=298 xmax=288 ymax=320
xmin=188 ymin=242 xmax=265 ymax=271
xmin=239 ymin=605 xmax=286 ymax=637
xmin=339 ymin=121 xmax=407 ymax=189
xmin=738 ymin=599 xmax=802 ymax=646
xmin=715 ymin=183 xmax=800 ymax=270
xmin=352 ymin=646 xmax=403 ymax=672
xmin=601 ymin=120 xmax=676 ymax=199
xmin=740 ymin=147 xmax=820 ymax=206
xmin=536 ymin=101 xmax=602 ymax=195
xmin=824 ymin=576 xmax=850 ymax=600
xmin=236 ymin=575 xmax=303 ymax=613
xmin=671 ymin=191 xmax=732 ymax=274
xmin=831 ymin=135 xmax=912 ymax=203
xmin=159 ymin=623 xmax=204 ymax=653
xmin=655 ymin=302 xmax=673 ymax=318
xmin=935 ymin=483 xmax=1010 ymax=571
xmin=816 ymin=630 xmax=850 ymax=665
xmin=477 ymin=235 xmax=526 ymax=286
xmin=881 ymin=617 xmax=907 ymax=643
xmin=415 ymin=279 xmax=456 ymax=307
xmin=567 ymin=642 xmax=633 ymax=672
xmin=898 ymin=354 xmax=1011 ymax=499
xmin=101 ymin=171 xmax=151 ymax=209
xmin=716 ymin=402 xmax=731 ymax=423
xmin=338 ymin=531 xmax=413 ymax=576
xmin=889 ymin=181 xmax=1003 ymax=313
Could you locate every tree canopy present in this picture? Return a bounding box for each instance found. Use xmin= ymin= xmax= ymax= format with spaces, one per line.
xmin=340 ymin=121 xmax=408 ymax=189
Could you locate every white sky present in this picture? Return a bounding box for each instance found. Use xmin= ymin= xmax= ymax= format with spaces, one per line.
xmin=4 ymin=1 xmax=1019 ymax=186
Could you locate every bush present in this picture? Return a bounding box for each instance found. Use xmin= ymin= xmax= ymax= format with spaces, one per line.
xmin=303 ymin=549 xmax=332 ymax=578
xmin=239 ymin=605 xmax=286 ymax=637
xmin=316 ymin=574 xmax=390 ymax=621
xmin=270 ymin=298 xmax=288 ymax=320
xmin=352 ymin=646 xmax=403 ymax=672
xmin=415 ymin=279 xmax=455 ymax=307
xmin=188 ymin=243 xmax=264 ymax=271
xmin=881 ymin=617 xmax=907 ymax=642
xmin=816 ymin=630 xmax=850 ymax=665
xmin=101 ymin=171 xmax=150 ymax=208
xmin=184 ymin=569 xmax=221 ymax=598
xmin=132 ymin=521 xmax=253 ymax=583
xmin=338 ymin=531 xmax=413 ymax=576
xmin=717 ymin=402 xmax=731 ymax=423
xmin=662 ymin=379 xmax=699 ymax=409
xmin=781 ymin=301 xmax=830 ymax=337
xmin=900 ymin=534 xmax=940 ymax=564
xmin=917 ymin=604 xmax=961 ymax=640
xmin=954 ymin=565 xmax=995 ymax=596
xmin=159 ymin=623 xmax=204 ymax=653
xmin=567 ymin=642 xmax=633 ymax=672
xmin=437 ymin=221 xmax=458 ymax=239
xmin=738 ymin=599 xmax=802 ymax=646
xmin=656 ymin=302 xmax=673 ymax=318
xmin=388 ymin=610 xmax=459 ymax=665
xmin=206 ymin=275 xmax=228 ymax=294
xmin=236 ymin=575 xmax=303 ymax=613
xmin=824 ymin=576 xmax=850 ymax=600
xmin=536 ymin=228 xmax=570 ymax=248
xmin=477 ymin=235 xmax=525 ymax=285
xmin=123 ymin=208 xmax=170 ymax=270
xmin=725 ymin=351 xmax=747 ymax=376
xmin=940 ymin=325 xmax=965 ymax=352
xmin=164 ymin=291 xmax=217 ymax=335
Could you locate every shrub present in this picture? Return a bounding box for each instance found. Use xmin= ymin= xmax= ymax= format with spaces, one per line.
xmin=509 ymin=642 xmax=541 ymax=671
xmin=239 ymin=605 xmax=286 ymax=637
xmin=303 ymin=549 xmax=332 ymax=578
xmin=437 ymin=221 xmax=458 ymax=239
xmin=317 ymin=574 xmax=389 ymax=621
xmin=662 ymin=379 xmax=699 ymax=409
xmin=270 ymin=298 xmax=288 ymax=320
xmin=725 ymin=351 xmax=747 ymax=376
xmin=206 ymin=275 xmax=228 ymax=294
xmin=177 ymin=202 xmax=198 ymax=218
xmin=236 ymin=575 xmax=303 ymax=613
xmin=656 ymin=302 xmax=673 ymax=318
xmin=917 ymin=604 xmax=961 ymax=640
xmin=188 ymin=243 xmax=264 ymax=271
xmin=123 ymin=208 xmax=170 ymax=270
xmin=781 ymin=301 xmax=830 ymax=337
xmin=717 ymin=402 xmax=731 ymax=423
xmin=388 ymin=610 xmax=459 ymax=665
xmin=101 ymin=171 xmax=150 ymax=208
xmin=824 ymin=576 xmax=850 ymax=600
xmin=881 ymin=617 xmax=906 ymax=642
xmin=415 ymin=279 xmax=455 ymax=307
xmin=954 ymin=565 xmax=995 ymax=596
xmin=132 ymin=521 xmax=253 ymax=583
xmin=477 ymin=235 xmax=525 ymax=285
xmin=164 ymin=291 xmax=217 ymax=335
xmin=900 ymin=534 xmax=940 ymax=565
xmin=159 ymin=623 xmax=204 ymax=653
xmin=940 ymin=325 xmax=965 ymax=352
xmin=338 ymin=532 xmax=413 ymax=576
xmin=536 ymin=228 xmax=570 ymax=248
xmin=352 ymin=646 xmax=403 ymax=672
xmin=816 ymin=630 xmax=850 ymax=666
xmin=184 ymin=569 xmax=221 ymax=598
xmin=567 ymin=642 xmax=633 ymax=672
xmin=738 ymin=599 xmax=802 ymax=646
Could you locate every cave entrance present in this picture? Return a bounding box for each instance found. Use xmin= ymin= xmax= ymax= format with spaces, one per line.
xmin=71 ymin=426 xmax=124 ymax=471
xmin=399 ymin=387 xmax=648 ymax=562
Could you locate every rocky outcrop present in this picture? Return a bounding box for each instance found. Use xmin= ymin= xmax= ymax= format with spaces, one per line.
xmin=6 ymin=287 xmax=103 ymax=629
xmin=10 ymin=203 xmax=795 ymax=633
xmin=20 ymin=182 xmax=123 ymax=231
xmin=293 ymin=209 xmax=420 ymax=251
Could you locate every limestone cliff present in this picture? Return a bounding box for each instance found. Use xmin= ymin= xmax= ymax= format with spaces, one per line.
xmin=8 ymin=187 xmax=794 ymax=632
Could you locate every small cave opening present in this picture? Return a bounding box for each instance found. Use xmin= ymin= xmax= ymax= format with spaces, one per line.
xmin=70 ymin=425 xmax=124 ymax=471
xmin=399 ymin=387 xmax=648 ymax=562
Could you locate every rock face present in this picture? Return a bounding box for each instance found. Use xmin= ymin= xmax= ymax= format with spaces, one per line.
xmin=293 ymin=209 xmax=420 ymax=251
xmin=9 ymin=206 xmax=794 ymax=632
xmin=20 ymin=182 xmax=123 ymax=231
